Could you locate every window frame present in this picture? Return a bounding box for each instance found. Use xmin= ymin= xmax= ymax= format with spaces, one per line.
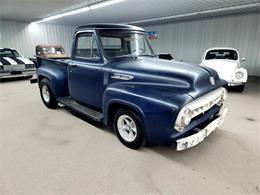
xmin=73 ymin=30 xmax=101 ymax=62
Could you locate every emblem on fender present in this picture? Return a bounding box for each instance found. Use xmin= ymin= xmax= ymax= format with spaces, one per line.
xmin=111 ymin=73 xmax=134 ymax=80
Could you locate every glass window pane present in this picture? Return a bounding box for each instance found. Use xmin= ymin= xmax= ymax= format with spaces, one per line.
xmin=75 ymin=33 xmax=100 ymax=60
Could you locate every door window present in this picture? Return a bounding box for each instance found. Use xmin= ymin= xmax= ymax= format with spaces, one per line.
xmin=75 ymin=32 xmax=100 ymax=60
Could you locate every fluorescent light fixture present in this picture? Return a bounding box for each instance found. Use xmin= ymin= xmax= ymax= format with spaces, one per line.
xmin=90 ymin=0 xmax=124 ymax=9
xmin=34 ymin=0 xmax=125 ymax=23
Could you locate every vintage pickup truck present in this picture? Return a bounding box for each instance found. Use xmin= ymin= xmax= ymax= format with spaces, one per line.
xmin=35 ymin=24 xmax=228 ymax=150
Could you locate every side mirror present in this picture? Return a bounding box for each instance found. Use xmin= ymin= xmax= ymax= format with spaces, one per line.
xmin=20 ymin=55 xmax=25 ymax=58
xmin=241 ymin=57 xmax=246 ymax=62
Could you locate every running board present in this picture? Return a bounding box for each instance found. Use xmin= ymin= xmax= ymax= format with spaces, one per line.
xmin=57 ymin=97 xmax=103 ymax=122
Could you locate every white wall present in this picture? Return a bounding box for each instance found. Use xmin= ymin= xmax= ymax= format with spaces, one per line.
xmin=143 ymin=13 xmax=260 ymax=76
xmin=0 ymin=20 xmax=76 ymax=58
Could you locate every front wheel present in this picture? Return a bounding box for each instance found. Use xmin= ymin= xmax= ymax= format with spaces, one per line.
xmin=40 ymin=78 xmax=58 ymax=109
xmin=113 ymin=109 xmax=144 ymax=149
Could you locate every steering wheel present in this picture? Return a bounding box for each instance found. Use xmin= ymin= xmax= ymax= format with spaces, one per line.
xmin=131 ymin=48 xmax=144 ymax=55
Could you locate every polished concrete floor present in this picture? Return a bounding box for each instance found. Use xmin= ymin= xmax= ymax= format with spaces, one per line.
xmin=0 ymin=78 xmax=259 ymax=195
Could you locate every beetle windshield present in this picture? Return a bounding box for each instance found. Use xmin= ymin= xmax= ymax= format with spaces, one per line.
xmin=0 ymin=49 xmax=19 ymax=58
xmin=205 ymin=50 xmax=238 ymax=61
xmin=100 ymin=31 xmax=155 ymax=58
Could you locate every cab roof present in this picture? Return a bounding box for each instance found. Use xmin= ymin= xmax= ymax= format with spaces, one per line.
xmin=36 ymin=45 xmax=64 ymax=48
xmin=76 ymin=23 xmax=146 ymax=32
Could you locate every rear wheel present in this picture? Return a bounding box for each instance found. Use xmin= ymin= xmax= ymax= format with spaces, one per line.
xmin=40 ymin=78 xmax=58 ymax=109
xmin=113 ymin=109 xmax=144 ymax=149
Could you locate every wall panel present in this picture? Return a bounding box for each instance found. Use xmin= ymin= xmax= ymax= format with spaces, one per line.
xmin=143 ymin=13 xmax=260 ymax=76
xmin=0 ymin=20 xmax=76 ymax=58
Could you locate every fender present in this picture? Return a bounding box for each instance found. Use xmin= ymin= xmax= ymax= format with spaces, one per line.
xmin=37 ymin=65 xmax=69 ymax=98
xmin=102 ymin=82 xmax=193 ymax=146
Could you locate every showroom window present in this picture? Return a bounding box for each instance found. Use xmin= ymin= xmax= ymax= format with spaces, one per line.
xmin=75 ymin=32 xmax=100 ymax=60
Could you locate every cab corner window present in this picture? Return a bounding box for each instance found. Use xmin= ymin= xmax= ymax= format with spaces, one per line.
xmin=75 ymin=33 xmax=100 ymax=60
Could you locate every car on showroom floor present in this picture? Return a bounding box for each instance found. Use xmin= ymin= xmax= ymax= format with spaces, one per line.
xmin=201 ymin=47 xmax=247 ymax=92
xmin=0 ymin=48 xmax=35 ymax=80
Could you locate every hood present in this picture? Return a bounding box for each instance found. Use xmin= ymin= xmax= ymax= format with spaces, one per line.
xmin=108 ymin=57 xmax=226 ymax=99
xmin=0 ymin=56 xmax=34 ymax=65
xmin=202 ymin=59 xmax=239 ymax=81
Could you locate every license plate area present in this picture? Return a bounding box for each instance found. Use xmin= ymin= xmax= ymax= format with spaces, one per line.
xmin=3 ymin=65 xmax=25 ymax=71
xmin=10 ymin=71 xmax=22 ymax=75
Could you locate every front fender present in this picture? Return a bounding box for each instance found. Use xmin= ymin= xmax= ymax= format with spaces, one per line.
xmin=37 ymin=65 xmax=69 ymax=98
xmin=103 ymin=82 xmax=193 ymax=146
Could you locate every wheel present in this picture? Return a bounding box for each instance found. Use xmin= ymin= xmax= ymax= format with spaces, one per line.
xmin=39 ymin=78 xmax=58 ymax=109
xmin=234 ymin=84 xmax=245 ymax=92
xmin=113 ymin=109 xmax=144 ymax=149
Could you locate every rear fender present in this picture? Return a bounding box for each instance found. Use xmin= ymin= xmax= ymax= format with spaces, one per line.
xmin=37 ymin=66 xmax=69 ymax=98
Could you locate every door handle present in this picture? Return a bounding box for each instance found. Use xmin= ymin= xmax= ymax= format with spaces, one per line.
xmin=70 ymin=64 xmax=78 ymax=68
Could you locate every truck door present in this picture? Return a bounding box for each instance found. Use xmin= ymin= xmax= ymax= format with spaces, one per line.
xmin=68 ymin=31 xmax=104 ymax=109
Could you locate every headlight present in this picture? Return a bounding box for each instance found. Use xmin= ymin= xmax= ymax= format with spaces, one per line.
xmin=25 ymin=64 xmax=35 ymax=69
xmin=235 ymin=71 xmax=244 ymax=80
xmin=181 ymin=109 xmax=193 ymax=127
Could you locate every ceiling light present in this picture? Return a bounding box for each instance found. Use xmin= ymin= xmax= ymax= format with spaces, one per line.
xmin=33 ymin=0 xmax=125 ymax=23
xmin=90 ymin=0 xmax=124 ymax=10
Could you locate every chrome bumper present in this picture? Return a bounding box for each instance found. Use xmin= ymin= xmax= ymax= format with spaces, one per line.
xmin=228 ymin=81 xmax=245 ymax=86
xmin=0 ymin=70 xmax=35 ymax=79
xmin=176 ymin=107 xmax=228 ymax=151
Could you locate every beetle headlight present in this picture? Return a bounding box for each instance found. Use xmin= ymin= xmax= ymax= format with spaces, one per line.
xmin=235 ymin=71 xmax=244 ymax=80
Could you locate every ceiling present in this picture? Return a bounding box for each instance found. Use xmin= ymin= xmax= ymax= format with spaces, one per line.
xmin=0 ymin=0 xmax=104 ymax=22
xmin=0 ymin=0 xmax=260 ymax=25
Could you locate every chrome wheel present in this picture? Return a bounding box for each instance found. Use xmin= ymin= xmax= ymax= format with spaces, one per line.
xmin=117 ymin=115 xmax=137 ymax=142
xmin=41 ymin=85 xmax=50 ymax=103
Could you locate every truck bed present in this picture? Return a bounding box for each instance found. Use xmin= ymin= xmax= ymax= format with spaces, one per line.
xmin=36 ymin=57 xmax=69 ymax=68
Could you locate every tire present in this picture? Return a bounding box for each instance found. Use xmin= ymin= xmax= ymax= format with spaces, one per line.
xmin=113 ymin=109 xmax=144 ymax=149
xmin=234 ymin=84 xmax=245 ymax=92
xmin=39 ymin=78 xmax=58 ymax=109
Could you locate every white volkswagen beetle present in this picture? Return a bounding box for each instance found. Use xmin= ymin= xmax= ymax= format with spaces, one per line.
xmin=201 ymin=47 xmax=247 ymax=92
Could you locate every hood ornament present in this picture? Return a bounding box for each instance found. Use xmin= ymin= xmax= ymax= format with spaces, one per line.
xmin=209 ymin=77 xmax=215 ymax=85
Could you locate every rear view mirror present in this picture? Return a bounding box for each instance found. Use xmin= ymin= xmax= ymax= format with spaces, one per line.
xmin=241 ymin=57 xmax=246 ymax=62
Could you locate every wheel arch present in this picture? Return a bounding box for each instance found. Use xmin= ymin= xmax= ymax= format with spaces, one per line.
xmin=37 ymin=71 xmax=69 ymax=98
xmin=104 ymin=100 xmax=145 ymax=127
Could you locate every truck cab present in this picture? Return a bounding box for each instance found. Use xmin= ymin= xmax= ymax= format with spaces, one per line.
xmin=36 ymin=24 xmax=228 ymax=150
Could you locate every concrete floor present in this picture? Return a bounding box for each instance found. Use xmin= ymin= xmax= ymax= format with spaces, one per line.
xmin=0 ymin=78 xmax=259 ymax=195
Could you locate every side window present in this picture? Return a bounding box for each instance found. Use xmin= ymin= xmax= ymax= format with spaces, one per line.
xmin=75 ymin=32 xmax=100 ymax=60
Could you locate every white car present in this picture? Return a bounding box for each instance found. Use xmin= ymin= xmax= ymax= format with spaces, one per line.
xmin=201 ymin=47 xmax=247 ymax=92
xmin=0 ymin=48 xmax=35 ymax=79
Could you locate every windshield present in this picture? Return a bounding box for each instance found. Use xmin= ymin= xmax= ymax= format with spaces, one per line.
xmin=0 ymin=49 xmax=19 ymax=58
xmin=42 ymin=47 xmax=65 ymax=55
xmin=100 ymin=31 xmax=155 ymax=58
xmin=206 ymin=50 xmax=238 ymax=61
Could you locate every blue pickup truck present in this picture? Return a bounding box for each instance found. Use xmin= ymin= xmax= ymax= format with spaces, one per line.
xmin=35 ymin=24 xmax=228 ymax=150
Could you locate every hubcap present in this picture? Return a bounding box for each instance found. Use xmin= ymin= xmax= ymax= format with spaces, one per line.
xmin=42 ymin=85 xmax=50 ymax=103
xmin=117 ymin=115 xmax=137 ymax=142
